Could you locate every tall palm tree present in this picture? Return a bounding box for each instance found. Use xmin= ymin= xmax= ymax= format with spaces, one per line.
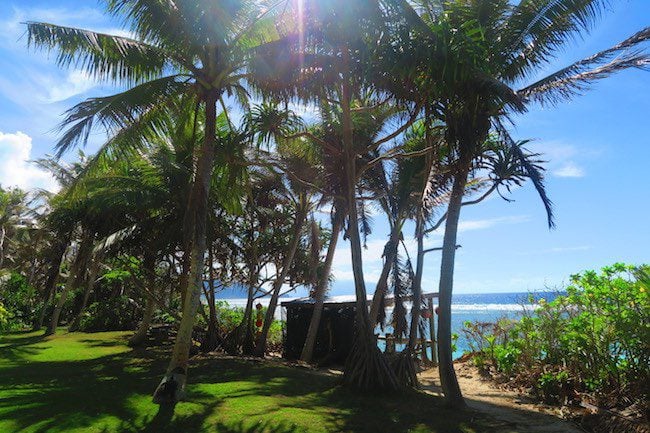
xmin=0 ymin=186 xmax=29 ymax=270
xmin=402 ymin=0 xmax=649 ymax=407
xmin=26 ymin=0 xmax=289 ymax=403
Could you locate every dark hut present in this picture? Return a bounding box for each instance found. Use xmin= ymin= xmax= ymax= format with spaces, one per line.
xmin=281 ymin=297 xmax=357 ymax=365
xmin=281 ymin=292 xmax=440 ymax=366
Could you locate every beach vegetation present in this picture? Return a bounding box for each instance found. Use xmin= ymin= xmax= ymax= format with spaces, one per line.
xmin=0 ymin=0 xmax=644 ymax=416
xmin=462 ymin=263 xmax=649 ymax=424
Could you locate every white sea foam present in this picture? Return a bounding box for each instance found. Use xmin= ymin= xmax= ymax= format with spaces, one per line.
xmin=218 ymin=298 xmax=538 ymax=320
xmin=451 ymin=303 xmax=535 ymax=312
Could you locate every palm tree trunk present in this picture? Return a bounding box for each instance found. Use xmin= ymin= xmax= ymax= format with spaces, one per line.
xmin=437 ymin=164 xmax=469 ymax=408
xmin=129 ymin=254 xmax=157 ymax=347
xmin=0 ymin=226 xmax=6 ymax=269
xmin=130 ymin=295 xmax=155 ymax=347
xmin=178 ymin=249 xmax=191 ymax=311
xmin=69 ymin=250 xmax=103 ymax=331
xmin=300 ymin=217 xmax=341 ymax=363
xmin=369 ymin=222 xmax=401 ymax=326
xmin=338 ymin=67 xmax=397 ymax=390
xmin=153 ymin=92 xmax=218 ymax=404
xmin=254 ymin=202 xmax=308 ymax=356
xmin=34 ymin=235 xmax=69 ymax=330
xmin=204 ymin=246 xmax=219 ymax=352
xmin=408 ymin=214 xmax=425 ymax=349
xmin=45 ymin=229 xmax=93 ymax=336
xmin=240 ymin=280 xmax=256 ymax=355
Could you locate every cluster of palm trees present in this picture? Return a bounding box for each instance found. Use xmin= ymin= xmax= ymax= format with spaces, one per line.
xmin=9 ymin=0 xmax=647 ymax=408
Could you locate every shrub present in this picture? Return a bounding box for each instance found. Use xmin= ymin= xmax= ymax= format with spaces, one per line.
xmin=78 ymin=296 xmax=142 ymax=332
xmin=462 ymin=263 xmax=649 ymax=410
xmin=0 ymin=301 xmax=9 ymax=331
xmin=0 ymin=272 xmax=37 ymax=329
xmin=536 ymin=370 xmax=570 ymax=404
xmin=208 ymin=301 xmax=284 ymax=351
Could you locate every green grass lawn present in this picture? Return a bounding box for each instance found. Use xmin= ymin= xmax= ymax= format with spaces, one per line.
xmin=0 ymin=329 xmax=496 ymax=433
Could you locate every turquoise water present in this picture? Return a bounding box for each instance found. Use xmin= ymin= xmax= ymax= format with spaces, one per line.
xmin=379 ymin=291 xmax=563 ymax=358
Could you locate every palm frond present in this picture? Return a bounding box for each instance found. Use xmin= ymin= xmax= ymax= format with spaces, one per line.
xmin=25 ymin=22 xmax=170 ymax=85
xmin=55 ymin=75 xmax=190 ymax=156
xmin=518 ymin=27 xmax=650 ymax=105
xmin=502 ymin=0 xmax=608 ymax=80
xmin=493 ymin=119 xmax=555 ymax=228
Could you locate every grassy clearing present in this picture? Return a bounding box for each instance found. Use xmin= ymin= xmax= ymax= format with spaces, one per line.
xmin=0 ymin=330 xmax=496 ymax=433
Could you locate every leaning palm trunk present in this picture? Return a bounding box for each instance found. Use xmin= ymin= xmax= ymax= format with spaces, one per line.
xmin=240 ymin=281 xmax=257 ymax=355
xmin=45 ymin=229 xmax=93 ymax=336
xmin=254 ymin=203 xmax=308 ymax=356
xmin=68 ymin=251 xmax=103 ymax=331
xmin=0 ymin=226 xmax=5 ymax=269
xmin=129 ymin=294 xmax=156 ymax=347
xmin=153 ymin=94 xmax=218 ymax=404
xmin=34 ymin=235 xmax=69 ymax=330
xmin=300 ymin=218 xmax=341 ymax=363
xmin=343 ymin=181 xmax=398 ymax=390
xmin=437 ymin=164 xmax=470 ymax=408
xmin=368 ymin=223 xmax=401 ymax=326
xmin=408 ymin=215 xmax=425 ymax=350
xmin=129 ymin=255 xmax=157 ymax=347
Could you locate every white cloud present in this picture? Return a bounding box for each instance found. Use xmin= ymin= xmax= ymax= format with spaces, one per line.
xmin=521 ymin=245 xmax=592 ymax=255
xmin=331 ymin=238 xmax=388 ymax=283
xmin=0 ymin=131 xmax=57 ymax=191
xmin=42 ymin=70 xmax=98 ymax=103
xmin=449 ymin=215 xmax=530 ymax=233
xmin=529 ymin=141 xmax=595 ymax=179
xmin=553 ymin=162 xmax=585 ymax=178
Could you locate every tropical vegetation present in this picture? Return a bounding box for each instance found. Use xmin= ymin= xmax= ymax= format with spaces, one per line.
xmin=462 ymin=263 xmax=649 ymax=431
xmin=0 ymin=0 xmax=645 ymax=421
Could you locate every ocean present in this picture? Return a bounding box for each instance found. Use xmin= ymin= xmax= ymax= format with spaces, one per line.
xmin=217 ymin=291 xmax=563 ymax=359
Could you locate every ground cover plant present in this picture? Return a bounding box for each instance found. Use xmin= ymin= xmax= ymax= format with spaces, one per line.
xmin=0 ymin=329 xmax=498 ymax=433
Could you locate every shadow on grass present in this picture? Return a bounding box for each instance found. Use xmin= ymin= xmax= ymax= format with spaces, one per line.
xmin=0 ymin=332 xmax=492 ymax=433
xmin=0 ymin=332 xmax=47 ymax=364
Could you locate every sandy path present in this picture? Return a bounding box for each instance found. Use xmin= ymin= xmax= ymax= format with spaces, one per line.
xmin=418 ymin=362 xmax=584 ymax=433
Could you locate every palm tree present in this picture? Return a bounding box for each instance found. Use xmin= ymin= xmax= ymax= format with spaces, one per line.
xmin=29 ymin=156 xmax=89 ymax=331
xmin=0 ymin=186 xmax=29 ymax=270
xmin=26 ymin=0 xmax=290 ymax=403
xmin=402 ymin=0 xmax=649 ymax=407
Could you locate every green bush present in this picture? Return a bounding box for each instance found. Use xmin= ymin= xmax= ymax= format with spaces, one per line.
xmin=210 ymin=301 xmax=284 ymax=349
xmin=462 ymin=263 xmax=649 ymax=407
xmin=0 ymin=272 xmax=37 ymax=329
xmin=0 ymin=301 xmax=10 ymax=331
xmin=78 ymin=296 xmax=142 ymax=332
xmin=536 ymin=370 xmax=570 ymax=404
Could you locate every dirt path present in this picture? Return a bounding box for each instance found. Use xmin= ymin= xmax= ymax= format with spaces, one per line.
xmin=419 ymin=362 xmax=584 ymax=433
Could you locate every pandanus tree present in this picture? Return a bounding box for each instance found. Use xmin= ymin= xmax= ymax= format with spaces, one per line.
xmin=401 ymin=0 xmax=650 ymax=407
xmin=25 ymin=0 xmax=293 ymax=402
xmin=223 ymin=172 xmax=290 ymax=355
xmin=253 ymin=148 xmax=318 ymax=356
xmin=242 ymin=103 xmax=320 ymax=356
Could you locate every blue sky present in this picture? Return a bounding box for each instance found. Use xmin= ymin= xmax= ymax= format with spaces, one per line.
xmin=0 ymin=1 xmax=648 ymax=296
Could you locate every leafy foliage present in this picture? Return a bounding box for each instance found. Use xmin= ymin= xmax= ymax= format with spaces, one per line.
xmin=462 ymin=263 xmax=649 ymax=408
xmin=0 ymin=272 xmax=37 ymax=330
xmin=78 ymin=295 xmax=142 ymax=332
